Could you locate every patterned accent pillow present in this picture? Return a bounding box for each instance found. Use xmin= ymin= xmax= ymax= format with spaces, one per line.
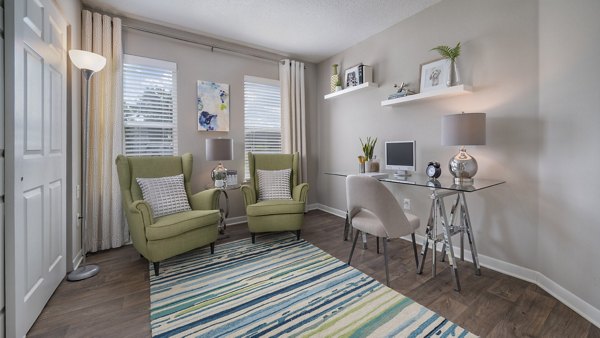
xmin=136 ymin=174 xmax=191 ymax=218
xmin=257 ymin=169 xmax=293 ymax=201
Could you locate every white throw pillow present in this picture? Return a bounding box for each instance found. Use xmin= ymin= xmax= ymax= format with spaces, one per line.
xmin=136 ymin=174 xmax=191 ymax=218
xmin=257 ymin=169 xmax=293 ymax=201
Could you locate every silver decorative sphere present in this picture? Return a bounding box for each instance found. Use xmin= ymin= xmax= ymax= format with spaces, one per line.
xmin=448 ymin=148 xmax=478 ymax=184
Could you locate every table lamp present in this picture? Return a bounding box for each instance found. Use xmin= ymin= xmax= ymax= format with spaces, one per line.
xmin=67 ymin=50 xmax=106 ymax=281
xmin=206 ymin=138 xmax=233 ymax=188
xmin=442 ymin=112 xmax=486 ymax=184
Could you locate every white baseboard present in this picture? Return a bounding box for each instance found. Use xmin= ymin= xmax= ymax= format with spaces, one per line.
xmin=315 ymin=204 xmax=600 ymax=328
xmin=225 ymin=215 xmax=247 ymax=226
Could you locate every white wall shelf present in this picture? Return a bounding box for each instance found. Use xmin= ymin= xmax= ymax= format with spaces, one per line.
xmin=324 ymin=82 xmax=378 ymax=100
xmin=381 ymin=84 xmax=473 ymax=107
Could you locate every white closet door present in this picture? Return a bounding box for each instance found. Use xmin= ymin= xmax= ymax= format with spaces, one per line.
xmin=5 ymin=0 xmax=68 ymax=336
xmin=1 ymin=0 xmax=5 ymax=335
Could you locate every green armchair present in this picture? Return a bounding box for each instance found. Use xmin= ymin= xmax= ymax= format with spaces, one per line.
xmin=241 ymin=152 xmax=309 ymax=243
xmin=115 ymin=153 xmax=221 ymax=276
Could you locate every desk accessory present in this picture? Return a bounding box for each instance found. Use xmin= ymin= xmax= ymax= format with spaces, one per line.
xmin=206 ymin=138 xmax=233 ymax=188
xmin=67 ymin=50 xmax=107 ymax=281
xmin=426 ymin=161 xmax=442 ymax=178
xmin=442 ymin=112 xmax=486 ymax=184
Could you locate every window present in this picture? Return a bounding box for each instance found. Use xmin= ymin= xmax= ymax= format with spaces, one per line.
xmin=244 ymin=76 xmax=281 ymax=179
xmin=123 ymin=55 xmax=178 ymax=156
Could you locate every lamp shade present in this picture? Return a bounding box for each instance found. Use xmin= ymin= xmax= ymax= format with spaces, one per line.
xmin=206 ymin=138 xmax=233 ymax=161
xmin=442 ymin=113 xmax=486 ymax=146
xmin=68 ymin=50 xmax=106 ymax=72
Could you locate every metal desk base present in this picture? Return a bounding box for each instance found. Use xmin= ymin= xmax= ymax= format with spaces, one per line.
xmin=416 ymin=190 xmax=481 ymax=291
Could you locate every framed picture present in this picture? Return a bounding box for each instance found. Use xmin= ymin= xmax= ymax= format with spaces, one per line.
xmin=197 ymin=80 xmax=229 ymax=131
xmin=419 ymin=58 xmax=451 ymax=93
xmin=344 ymin=65 xmax=360 ymax=88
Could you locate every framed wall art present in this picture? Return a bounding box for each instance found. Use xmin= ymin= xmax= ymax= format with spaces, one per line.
xmin=419 ymin=58 xmax=450 ymax=93
xmin=197 ymin=80 xmax=229 ymax=131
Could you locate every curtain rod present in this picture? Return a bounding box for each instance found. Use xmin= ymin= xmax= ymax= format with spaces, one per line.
xmin=122 ymin=24 xmax=284 ymax=64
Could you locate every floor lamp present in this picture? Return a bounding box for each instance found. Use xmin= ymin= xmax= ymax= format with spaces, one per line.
xmin=67 ymin=50 xmax=106 ymax=281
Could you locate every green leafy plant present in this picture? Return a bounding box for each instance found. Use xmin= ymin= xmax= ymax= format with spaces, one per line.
xmin=431 ymin=42 xmax=461 ymax=61
xmin=360 ymin=137 xmax=377 ymax=160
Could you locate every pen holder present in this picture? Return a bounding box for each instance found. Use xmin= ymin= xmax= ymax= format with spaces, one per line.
xmin=359 ymin=162 xmax=365 ymax=173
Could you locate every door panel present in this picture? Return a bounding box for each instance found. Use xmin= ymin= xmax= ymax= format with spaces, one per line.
xmin=23 ymin=0 xmax=43 ymax=38
xmin=24 ymin=47 xmax=44 ymax=153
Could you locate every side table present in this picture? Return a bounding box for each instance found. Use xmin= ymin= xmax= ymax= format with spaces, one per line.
xmin=211 ymin=184 xmax=240 ymax=235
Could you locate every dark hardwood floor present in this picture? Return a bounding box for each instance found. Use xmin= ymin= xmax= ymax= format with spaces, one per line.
xmin=28 ymin=210 xmax=598 ymax=337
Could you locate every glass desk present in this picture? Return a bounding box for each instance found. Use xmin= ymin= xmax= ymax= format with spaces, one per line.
xmin=325 ymin=172 xmax=505 ymax=291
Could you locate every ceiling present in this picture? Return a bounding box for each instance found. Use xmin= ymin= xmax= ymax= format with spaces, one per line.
xmin=83 ymin=0 xmax=441 ymax=63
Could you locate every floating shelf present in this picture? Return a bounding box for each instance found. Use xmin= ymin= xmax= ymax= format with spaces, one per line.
xmin=324 ymin=82 xmax=379 ymax=100
xmin=381 ymin=84 xmax=472 ymax=107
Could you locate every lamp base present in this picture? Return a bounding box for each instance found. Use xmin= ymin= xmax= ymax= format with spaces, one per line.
xmin=67 ymin=264 xmax=100 ymax=281
xmin=449 ymin=146 xmax=478 ymax=183
xmin=212 ymin=162 xmax=228 ymax=188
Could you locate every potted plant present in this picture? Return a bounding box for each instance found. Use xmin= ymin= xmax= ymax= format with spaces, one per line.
xmin=360 ymin=137 xmax=378 ymax=172
xmin=431 ymin=42 xmax=461 ymax=86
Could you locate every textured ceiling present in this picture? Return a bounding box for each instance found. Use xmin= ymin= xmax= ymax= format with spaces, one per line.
xmin=83 ymin=0 xmax=441 ymax=63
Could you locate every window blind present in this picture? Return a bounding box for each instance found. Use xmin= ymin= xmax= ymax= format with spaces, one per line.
xmin=123 ymin=54 xmax=178 ymax=156
xmin=244 ymin=76 xmax=281 ymax=179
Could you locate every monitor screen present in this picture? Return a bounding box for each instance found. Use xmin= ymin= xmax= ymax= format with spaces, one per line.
xmin=385 ymin=141 xmax=416 ymax=173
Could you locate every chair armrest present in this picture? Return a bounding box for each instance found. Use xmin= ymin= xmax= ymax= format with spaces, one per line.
xmin=241 ymin=185 xmax=256 ymax=206
xmin=190 ymin=189 xmax=221 ymax=210
xmin=293 ymin=183 xmax=309 ymax=202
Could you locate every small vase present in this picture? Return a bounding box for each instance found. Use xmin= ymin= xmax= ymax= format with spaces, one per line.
xmin=330 ymin=64 xmax=340 ymax=93
xmin=365 ymin=160 xmax=372 ymax=173
xmin=447 ymin=60 xmax=461 ymax=87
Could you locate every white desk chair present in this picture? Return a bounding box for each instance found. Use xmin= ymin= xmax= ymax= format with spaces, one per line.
xmin=346 ymin=175 xmax=420 ymax=286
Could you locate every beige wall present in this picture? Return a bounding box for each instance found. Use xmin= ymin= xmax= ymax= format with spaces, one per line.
xmin=55 ymin=0 xmax=82 ymax=271
xmin=316 ymin=0 xmax=600 ymax=322
xmin=538 ymin=0 xmax=600 ymax=313
xmin=123 ymin=28 xmax=319 ymax=219
xmin=317 ymin=0 xmax=540 ymax=268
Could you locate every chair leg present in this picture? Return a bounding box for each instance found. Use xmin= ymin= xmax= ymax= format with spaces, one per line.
xmin=153 ymin=262 xmax=160 ymax=276
xmin=348 ymin=230 xmax=360 ymax=265
xmin=411 ymin=233 xmax=419 ymax=269
xmin=383 ymin=237 xmax=390 ymax=286
xmin=210 ymin=242 xmax=215 ymax=254
xmin=296 ymin=230 xmax=301 ymax=240
xmin=376 ymin=237 xmax=380 ymax=254
xmin=251 ymin=232 xmax=256 ymax=244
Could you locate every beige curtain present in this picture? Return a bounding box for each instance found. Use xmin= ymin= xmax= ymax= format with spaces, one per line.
xmin=280 ymin=59 xmax=308 ymax=183
xmin=82 ymin=10 xmax=127 ymax=251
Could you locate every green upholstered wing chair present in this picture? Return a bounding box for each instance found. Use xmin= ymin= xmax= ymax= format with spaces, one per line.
xmin=241 ymin=152 xmax=309 ymax=243
xmin=115 ymin=153 xmax=221 ymax=276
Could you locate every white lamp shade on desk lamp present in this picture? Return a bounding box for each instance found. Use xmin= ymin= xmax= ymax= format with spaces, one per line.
xmin=442 ymin=112 xmax=486 ymax=184
xmin=68 ymin=50 xmax=106 ymax=72
xmin=206 ymin=138 xmax=234 ymax=188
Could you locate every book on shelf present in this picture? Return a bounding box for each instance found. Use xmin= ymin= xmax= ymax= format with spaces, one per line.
xmin=358 ymin=65 xmax=373 ymax=84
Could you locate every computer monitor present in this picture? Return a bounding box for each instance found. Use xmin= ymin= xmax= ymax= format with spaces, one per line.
xmin=385 ymin=140 xmax=416 ymax=177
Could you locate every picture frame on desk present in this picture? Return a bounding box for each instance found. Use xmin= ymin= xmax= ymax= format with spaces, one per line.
xmin=419 ymin=58 xmax=450 ymax=93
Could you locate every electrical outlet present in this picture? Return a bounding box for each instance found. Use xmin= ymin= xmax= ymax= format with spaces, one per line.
xmin=403 ymin=198 xmax=411 ymax=210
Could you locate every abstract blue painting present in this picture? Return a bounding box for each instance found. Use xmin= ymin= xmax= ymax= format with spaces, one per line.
xmin=197 ymin=81 xmax=229 ymax=131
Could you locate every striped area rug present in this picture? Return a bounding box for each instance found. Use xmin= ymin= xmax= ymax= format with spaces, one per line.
xmin=149 ymin=233 xmax=476 ymax=337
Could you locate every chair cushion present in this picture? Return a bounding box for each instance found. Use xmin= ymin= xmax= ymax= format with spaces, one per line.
xmin=246 ymin=200 xmax=305 ymax=217
xmin=136 ymin=174 xmax=191 ymax=218
xmin=257 ymin=169 xmax=292 ymax=201
xmin=352 ymin=210 xmax=420 ymax=238
xmin=146 ymin=210 xmax=220 ymax=240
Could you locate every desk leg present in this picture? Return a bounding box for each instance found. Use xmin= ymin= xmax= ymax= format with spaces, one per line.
xmin=461 ymin=192 xmax=481 ymax=275
xmin=343 ymin=210 xmax=350 ymax=241
xmin=417 ymin=202 xmax=435 ymax=275
xmin=431 ymin=198 xmax=437 ymax=277
xmin=439 ymin=197 xmax=461 ymax=291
